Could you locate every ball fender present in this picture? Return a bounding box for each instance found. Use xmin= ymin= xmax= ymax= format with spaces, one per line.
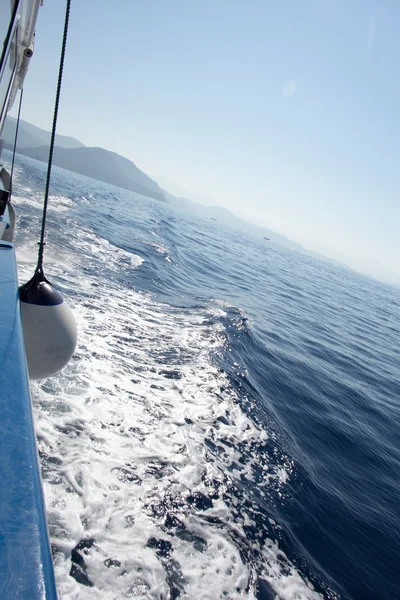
xmin=19 ymin=269 xmax=77 ymax=380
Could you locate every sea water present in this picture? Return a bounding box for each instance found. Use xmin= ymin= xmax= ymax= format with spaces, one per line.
xmin=8 ymin=152 xmax=400 ymax=600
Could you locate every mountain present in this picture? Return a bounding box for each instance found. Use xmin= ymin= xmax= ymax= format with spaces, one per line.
xmin=5 ymin=144 xmax=167 ymax=202
xmin=2 ymin=116 xmax=85 ymax=150
xmin=2 ymin=116 xmax=166 ymax=201
xmin=297 ymin=239 xmax=400 ymax=287
xmin=153 ymin=174 xmax=217 ymax=207
xmin=155 ymin=178 xmax=316 ymax=254
xmin=166 ymin=193 xmax=312 ymax=253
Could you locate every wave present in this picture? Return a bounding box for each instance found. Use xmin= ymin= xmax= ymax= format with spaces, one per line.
xmin=12 ymin=179 xmax=331 ymax=598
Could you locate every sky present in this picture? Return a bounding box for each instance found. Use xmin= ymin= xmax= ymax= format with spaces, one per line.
xmin=12 ymin=0 xmax=400 ymax=278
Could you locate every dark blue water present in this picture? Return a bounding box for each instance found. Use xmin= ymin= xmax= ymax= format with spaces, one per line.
xmin=9 ymin=151 xmax=400 ymax=599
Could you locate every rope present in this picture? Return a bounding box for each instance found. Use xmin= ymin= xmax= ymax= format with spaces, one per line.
xmin=36 ymin=0 xmax=71 ymax=273
xmin=10 ymin=88 xmax=23 ymax=196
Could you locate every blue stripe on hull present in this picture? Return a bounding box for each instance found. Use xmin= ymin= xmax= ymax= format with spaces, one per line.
xmin=0 ymin=242 xmax=57 ymax=599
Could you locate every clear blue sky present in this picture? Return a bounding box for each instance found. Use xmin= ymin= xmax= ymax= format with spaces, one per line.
xmin=15 ymin=0 xmax=400 ymax=276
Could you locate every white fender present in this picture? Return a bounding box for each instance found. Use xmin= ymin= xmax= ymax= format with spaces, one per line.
xmin=19 ymin=270 xmax=77 ymax=380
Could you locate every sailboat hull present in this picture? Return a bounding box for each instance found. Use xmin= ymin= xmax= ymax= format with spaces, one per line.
xmin=0 ymin=241 xmax=57 ymax=599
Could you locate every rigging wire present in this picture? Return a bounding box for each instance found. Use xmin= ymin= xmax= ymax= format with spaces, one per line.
xmin=36 ymin=0 xmax=71 ymax=273
xmin=10 ymin=88 xmax=23 ymax=195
